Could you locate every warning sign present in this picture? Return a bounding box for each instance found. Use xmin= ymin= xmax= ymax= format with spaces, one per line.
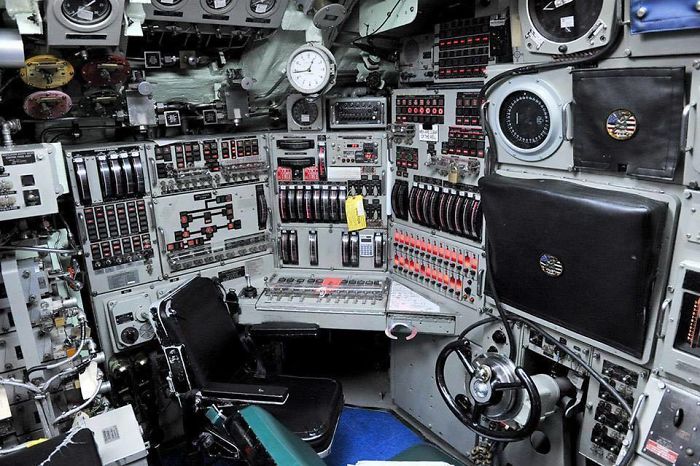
xmin=645 ymin=439 xmax=679 ymax=464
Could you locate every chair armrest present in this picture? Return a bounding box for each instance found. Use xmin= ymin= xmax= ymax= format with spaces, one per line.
xmin=248 ymin=322 xmax=320 ymax=339
xmin=201 ymin=382 xmax=289 ymax=404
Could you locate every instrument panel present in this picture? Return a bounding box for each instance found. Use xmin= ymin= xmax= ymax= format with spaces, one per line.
xmin=65 ymin=143 xmax=161 ymax=294
xmin=149 ymin=135 xmax=268 ymax=197
xmin=0 ymin=144 xmax=68 ymax=222
xmin=154 ymin=183 xmax=270 ymax=276
xmin=144 ymin=0 xmax=288 ymax=28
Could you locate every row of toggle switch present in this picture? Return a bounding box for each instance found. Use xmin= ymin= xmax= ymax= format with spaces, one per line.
xmin=392 ymin=227 xmax=480 ymax=304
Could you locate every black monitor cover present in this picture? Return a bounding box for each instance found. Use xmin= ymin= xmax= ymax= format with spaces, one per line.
xmin=479 ymin=175 xmax=667 ymax=357
xmin=572 ymin=67 xmax=685 ymax=180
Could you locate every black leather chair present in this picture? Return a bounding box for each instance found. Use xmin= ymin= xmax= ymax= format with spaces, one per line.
xmin=150 ymin=277 xmax=343 ymax=456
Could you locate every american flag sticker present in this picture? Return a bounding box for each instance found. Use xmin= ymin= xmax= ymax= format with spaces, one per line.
xmin=606 ymin=109 xmax=638 ymax=141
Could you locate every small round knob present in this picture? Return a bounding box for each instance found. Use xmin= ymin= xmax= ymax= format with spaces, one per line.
xmin=137 ymin=81 xmax=153 ymax=96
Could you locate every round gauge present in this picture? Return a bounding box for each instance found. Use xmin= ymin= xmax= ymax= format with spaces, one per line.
xmin=527 ymin=0 xmax=604 ymax=43
xmin=286 ymin=44 xmax=337 ymax=95
xmin=23 ymin=91 xmax=73 ymax=120
xmin=291 ymin=99 xmax=320 ymax=127
xmin=202 ymin=0 xmax=236 ymax=13
xmin=249 ymin=0 xmax=276 ymax=15
xmin=139 ymin=323 xmax=155 ymax=341
xmin=153 ymin=0 xmax=186 ymax=10
xmin=60 ymin=0 xmax=113 ymax=25
xmin=498 ymin=90 xmax=551 ymax=150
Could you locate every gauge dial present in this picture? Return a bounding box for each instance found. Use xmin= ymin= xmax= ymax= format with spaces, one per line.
xmin=250 ymin=0 xmax=276 ymax=15
xmin=205 ymin=0 xmax=235 ymax=10
xmin=140 ymin=323 xmax=155 ymax=341
xmin=291 ymin=99 xmax=320 ymax=126
xmin=498 ymin=90 xmax=551 ymax=150
xmin=61 ymin=0 xmax=113 ymax=25
xmin=153 ymin=0 xmax=186 ymax=7
xmin=527 ymin=0 xmax=604 ymax=43
xmin=287 ymin=44 xmax=336 ymax=95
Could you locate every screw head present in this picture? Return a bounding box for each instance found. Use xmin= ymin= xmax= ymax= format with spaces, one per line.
xmin=636 ymin=7 xmax=647 ymax=18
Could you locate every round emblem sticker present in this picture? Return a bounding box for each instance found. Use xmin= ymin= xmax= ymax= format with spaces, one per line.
xmin=539 ymin=254 xmax=563 ymax=277
xmin=606 ymin=109 xmax=638 ymax=141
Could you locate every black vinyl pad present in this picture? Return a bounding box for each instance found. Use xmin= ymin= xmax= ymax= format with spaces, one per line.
xmin=0 ymin=429 xmax=100 ymax=466
xmin=572 ymin=67 xmax=685 ymax=180
xmin=479 ymin=175 xmax=667 ymax=357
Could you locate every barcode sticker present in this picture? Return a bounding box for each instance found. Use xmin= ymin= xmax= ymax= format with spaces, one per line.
xmin=102 ymin=425 xmax=120 ymax=444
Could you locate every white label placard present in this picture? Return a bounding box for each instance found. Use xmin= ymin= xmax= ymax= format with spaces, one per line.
xmin=388 ymin=281 xmax=440 ymax=313
xmin=77 ymin=9 xmax=94 ymax=21
xmin=560 ymin=16 xmax=575 ymax=28
xmin=419 ymin=127 xmax=438 ymax=142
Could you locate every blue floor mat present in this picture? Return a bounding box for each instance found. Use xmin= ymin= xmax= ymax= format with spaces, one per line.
xmin=325 ymin=407 xmax=424 ymax=466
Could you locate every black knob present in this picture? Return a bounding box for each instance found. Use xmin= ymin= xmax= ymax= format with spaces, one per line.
xmin=492 ymin=330 xmax=507 ymax=345
xmin=120 ymin=327 xmax=139 ymax=345
xmin=674 ymin=408 xmax=684 ymax=428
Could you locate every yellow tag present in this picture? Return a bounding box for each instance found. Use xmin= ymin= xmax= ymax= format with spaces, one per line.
xmin=54 ymin=316 xmax=65 ymax=328
xmin=345 ymin=195 xmax=367 ymax=231
xmin=25 ymin=439 xmax=49 ymax=448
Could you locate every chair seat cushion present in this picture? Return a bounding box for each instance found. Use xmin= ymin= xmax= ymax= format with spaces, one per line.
xmin=253 ymin=375 xmax=343 ymax=453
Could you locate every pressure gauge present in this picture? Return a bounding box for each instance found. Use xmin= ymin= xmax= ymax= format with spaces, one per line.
xmin=201 ymin=0 xmax=236 ymax=14
xmin=286 ymin=43 xmax=337 ymax=96
xmin=527 ymin=0 xmax=604 ymax=43
xmin=48 ymin=0 xmax=123 ymax=45
xmin=60 ymin=0 xmax=113 ymax=25
xmin=152 ymin=0 xmax=186 ymax=10
xmin=286 ymin=94 xmax=324 ymax=131
xmin=249 ymin=0 xmax=276 ymax=15
xmin=520 ymin=0 xmax=615 ymax=55
xmin=139 ymin=323 xmax=155 ymax=341
xmin=292 ymin=99 xmax=320 ymax=126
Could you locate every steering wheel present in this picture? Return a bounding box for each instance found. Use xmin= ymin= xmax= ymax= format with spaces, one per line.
xmin=435 ymin=338 xmax=542 ymax=442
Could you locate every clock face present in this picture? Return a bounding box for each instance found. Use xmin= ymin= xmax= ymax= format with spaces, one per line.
xmin=288 ymin=50 xmax=330 ymax=94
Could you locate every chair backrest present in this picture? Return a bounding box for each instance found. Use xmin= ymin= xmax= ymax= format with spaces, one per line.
xmin=160 ymin=277 xmax=249 ymax=386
